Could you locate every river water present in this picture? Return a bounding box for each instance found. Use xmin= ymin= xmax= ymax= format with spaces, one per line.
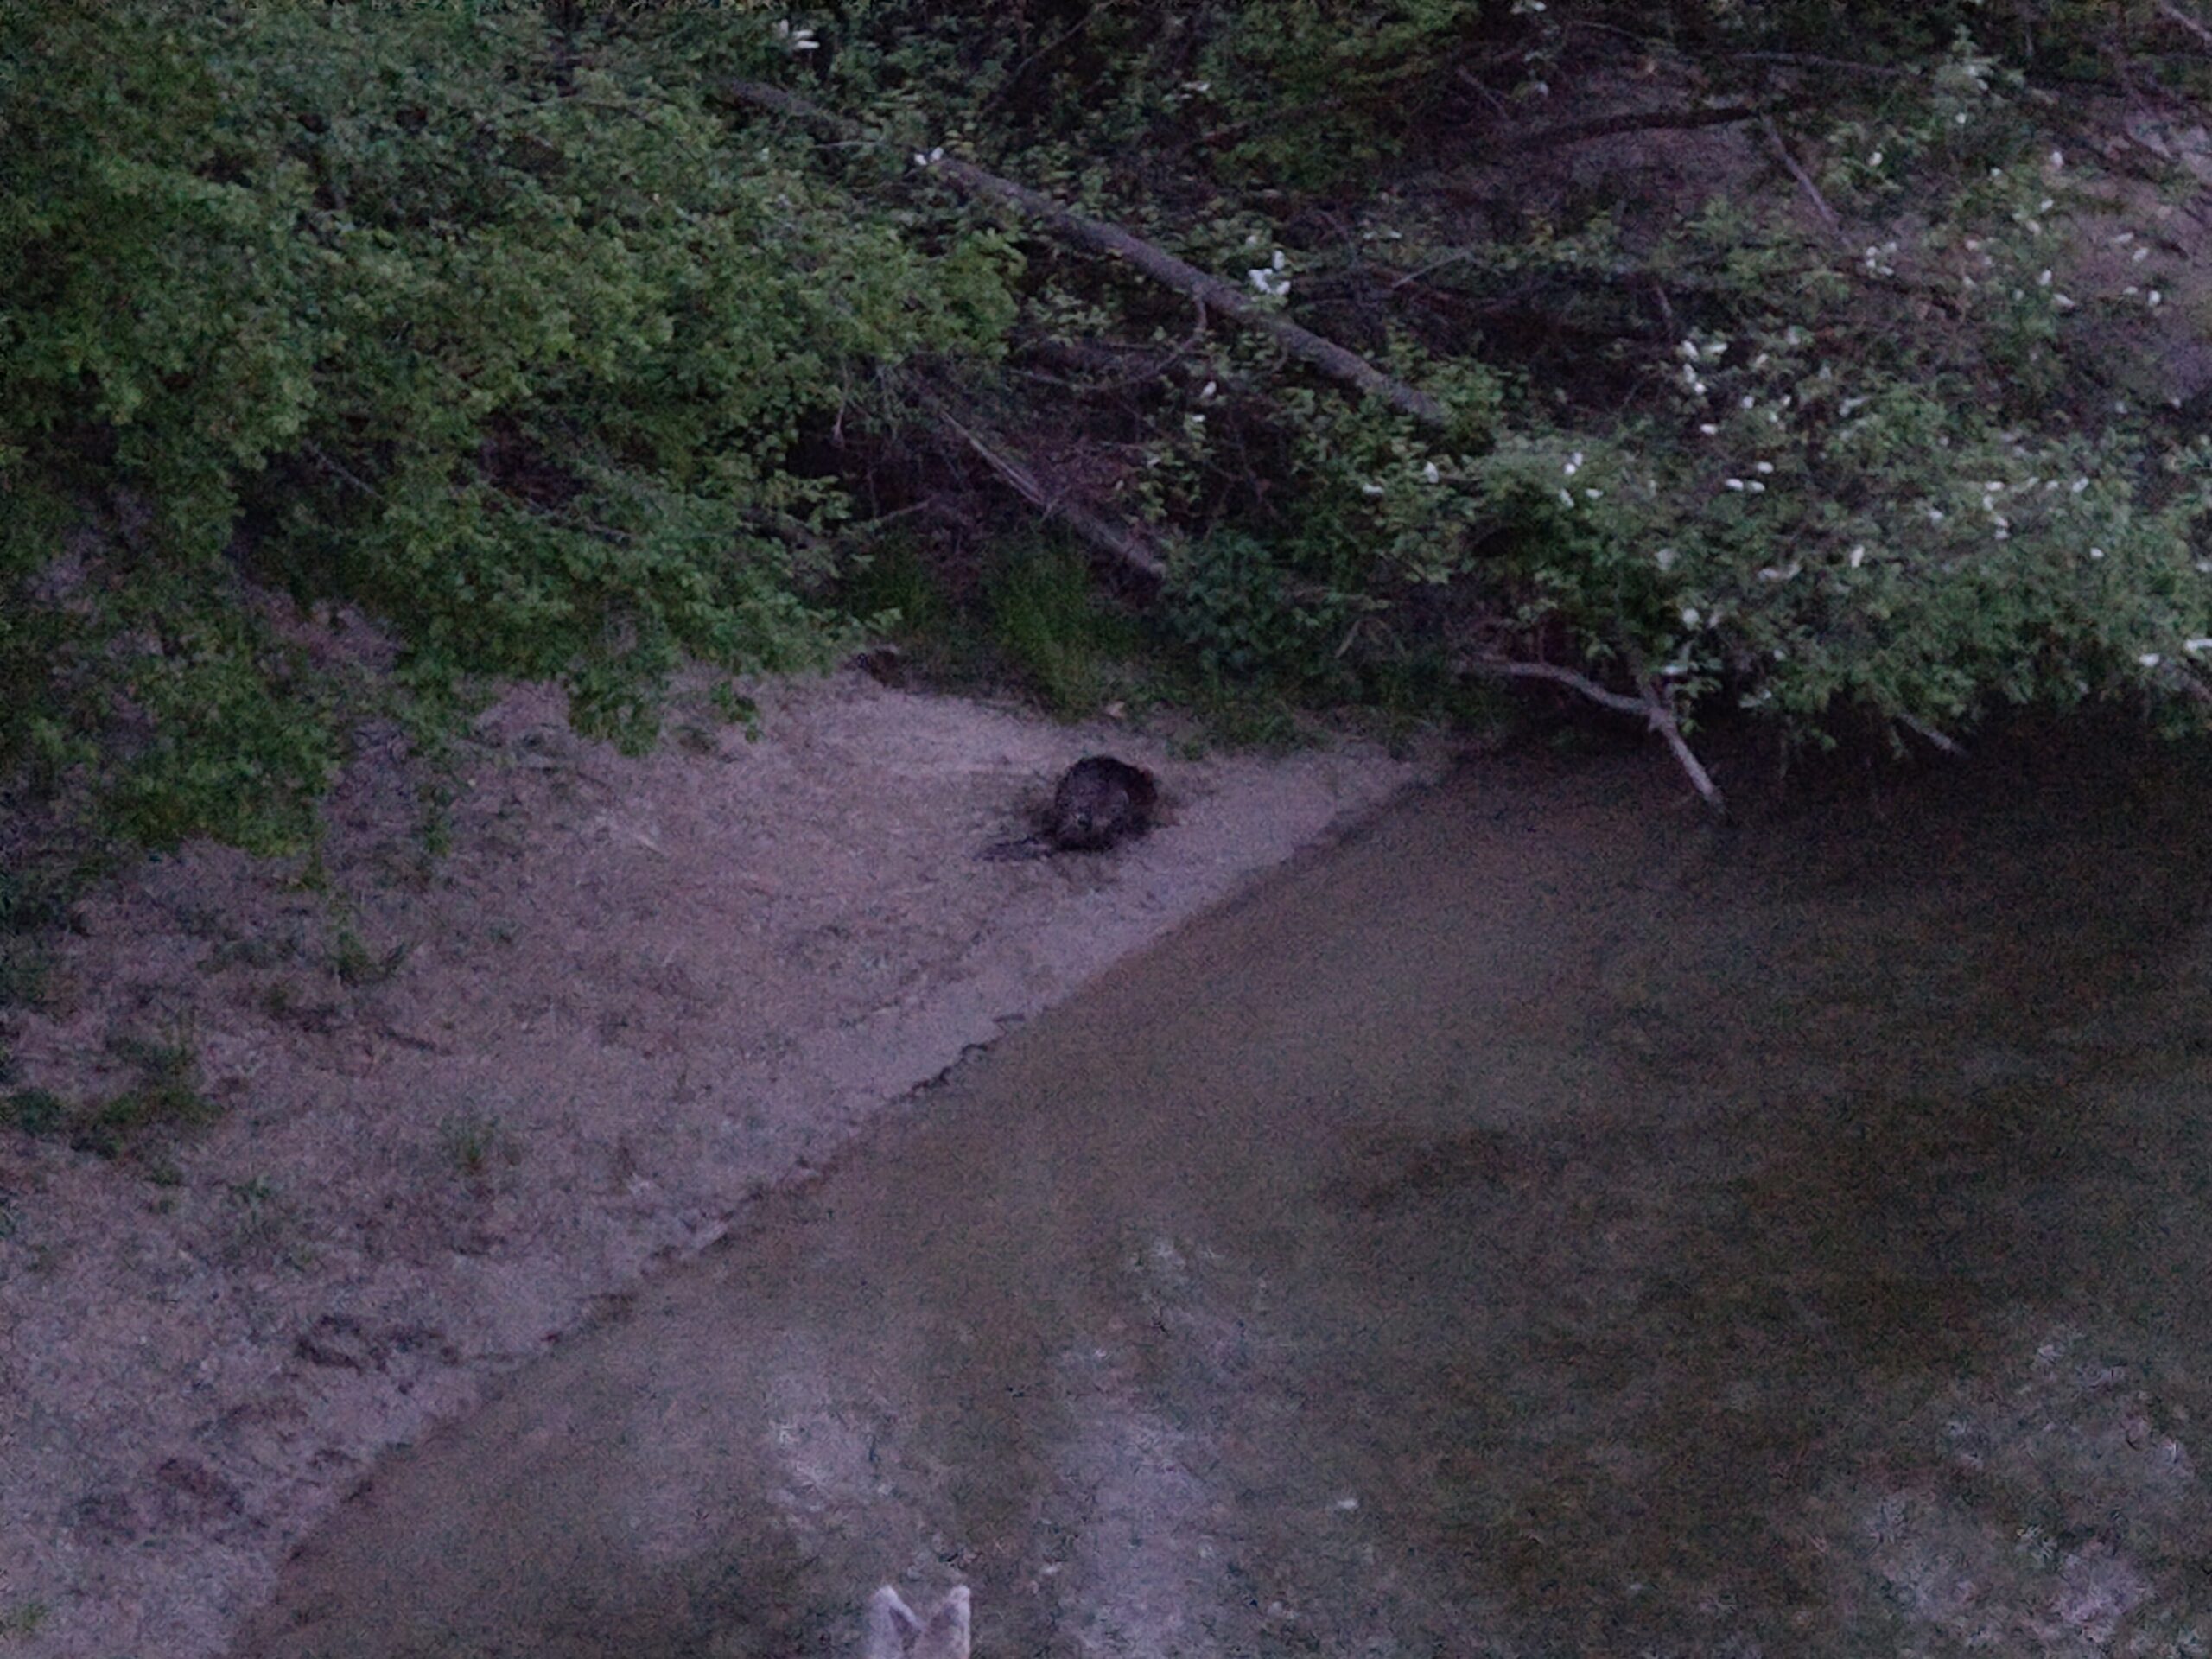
xmin=236 ymin=734 xmax=2212 ymax=1657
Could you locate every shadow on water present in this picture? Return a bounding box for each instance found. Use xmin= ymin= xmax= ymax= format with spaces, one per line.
xmin=237 ymin=728 xmax=2212 ymax=1657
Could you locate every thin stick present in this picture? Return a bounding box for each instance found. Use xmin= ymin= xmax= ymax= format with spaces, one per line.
xmin=1764 ymin=115 xmax=1840 ymax=236
xmin=1895 ymin=712 xmax=1963 ymax=754
xmin=1504 ymin=99 xmax=1800 ymax=152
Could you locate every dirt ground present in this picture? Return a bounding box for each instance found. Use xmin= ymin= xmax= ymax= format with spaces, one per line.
xmin=0 ymin=671 xmax=1442 ymax=1659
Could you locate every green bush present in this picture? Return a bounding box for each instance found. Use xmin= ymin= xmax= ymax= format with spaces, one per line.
xmin=0 ymin=2 xmax=1017 ymax=853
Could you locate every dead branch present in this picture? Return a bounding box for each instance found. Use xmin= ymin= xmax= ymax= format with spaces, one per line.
xmin=1729 ymin=50 xmax=1910 ymax=79
xmin=1764 ymin=114 xmax=1840 ymax=237
xmin=1894 ymin=712 xmax=1964 ymax=754
xmin=2157 ymin=0 xmax=2212 ymax=51
xmin=915 ymin=390 xmax=1170 ymax=582
xmin=724 ymin=80 xmax=1448 ymax=428
xmin=1498 ymin=99 xmax=1801 ymax=152
xmin=1458 ymin=656 xmax=1726 ymax=813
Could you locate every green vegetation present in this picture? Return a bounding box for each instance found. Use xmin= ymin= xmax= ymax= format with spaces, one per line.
xmin=0 ymin=1600 xmax=51 ymax=1641
xmin=440 ymin=1109 xmax=518 ymax=1179
xmin=3 ymin=0 xmax=2209 ymax=855
xmin=3 ymin=1025 xmax=219 ymax=1160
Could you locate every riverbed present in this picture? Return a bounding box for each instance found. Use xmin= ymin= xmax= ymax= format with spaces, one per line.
xmin=235 ymin=733 xmax=2212 ymax=1657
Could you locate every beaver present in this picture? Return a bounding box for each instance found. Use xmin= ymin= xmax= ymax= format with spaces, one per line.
xmin=982 ymin=755 xmax=1159 ymax=858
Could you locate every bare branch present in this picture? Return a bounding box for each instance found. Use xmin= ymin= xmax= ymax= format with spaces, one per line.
xmin=1894 ymin=712 xmax=1964 ymax=754
xmin=1461 ymin=656 xmax=1649 ymax=716
xmin=1501 ymin=99 xmax=1801 ymax=152
xmin=724 ymin=80 xmax=1448 ymax=427
xmin=1458 ymin=655 xmax=1726 ymax=813
xmin=1764 ymin=115 xmax=1840 ymax=236
xmin=2158 ymin=0 xmax=2212 ymax=51
xmin=917 ymin=391 xmax=1170 ymax=582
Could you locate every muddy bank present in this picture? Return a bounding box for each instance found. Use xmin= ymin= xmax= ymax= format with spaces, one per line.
xmin=0 ymin=673 xmax=1439 ymax=1659
xmin=233 ymin=733 xmax=2212 ymax=1656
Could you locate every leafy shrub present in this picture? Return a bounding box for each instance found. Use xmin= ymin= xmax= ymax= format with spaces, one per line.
xmin=0 ymin=1 xmax=1017 ymax=853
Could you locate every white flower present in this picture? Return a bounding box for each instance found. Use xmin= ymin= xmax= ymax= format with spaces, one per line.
xmin=2090 ymin=546 xmax=2106 ymax=559
xmin=1698 ymin=423 xmax=1719 ymax=436
xmin=2184 ymin=638 xmax=2212 ymax=654
xmin=1585 ymin=487 xmax=1603 ymax=499
xmin=2054 ymin=294 xmax=2076 ymax=310
xmin=2134 ymin=245 xmax=2152 ymax=263
xmin=1655 ymin=547 xmax=1678 ymax=570
xmin=2037 ymin=269 xmax=2052 ymax=286
xmin=1559 ymin=488 xmax=1575 ymax=507
xmin=1868 ymin=149 xmax=1885 ymax=168
xmin=1928 ymin=508 xmax=1945 ymax=523
xmin=1848 ymin=543 xmax=1866 ymax=569
xmin=2050 ymin=149 xmax=2065 ymax=169
xmin=2140 ymin=652 xmax=2164 ymax=668
xmin=1755 ymin=461 xmax=1774 ymax=474
xmin=1361 ymin=482 xmax=1384 ymax=497
xmin=1740 ymin=393 xmax=1755 ymax=409
xmin=1746 ymin=480 xmax=1765 ymax=493
xmin=1681 ymin=607 xmax=1700 ymax=626
xmin=2149 ymin=289 xmax=2164 ymax=307
xmin=1725 ymin=478 xmax=1746 ymax=491
xmin=1680 ymin=339 xmax=1700 ymax=360
xmin=1422 ymin=461 xmax=1440 ymax=483
xmin=2071 ymin=477 xmax=2089 ymax=493
xmin=1200 ymin=380 xmax=1217 ymax=399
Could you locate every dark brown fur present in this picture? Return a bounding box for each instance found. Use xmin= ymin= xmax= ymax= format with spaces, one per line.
xmin=981 ymin=755 xmax=1159 ymax=859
